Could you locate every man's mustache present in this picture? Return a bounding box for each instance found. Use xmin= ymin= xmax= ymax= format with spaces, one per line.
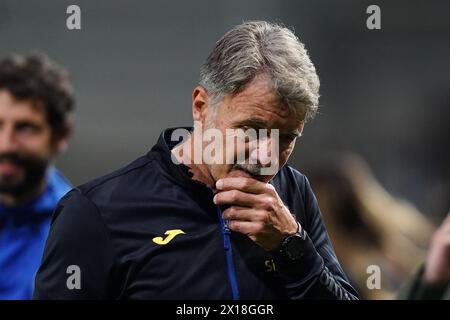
xmin=232 ymin=163 xmax=265 ymax=177
xmin=0 ymin=153 xmax=29 ymax=167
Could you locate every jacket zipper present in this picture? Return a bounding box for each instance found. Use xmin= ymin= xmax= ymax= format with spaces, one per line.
xmin=216 ymin=206 xmax=240 ymax=300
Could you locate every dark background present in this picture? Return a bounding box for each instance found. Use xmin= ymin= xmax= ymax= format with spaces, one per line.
xmin=1 ymin=0 xmax=448 ymax=221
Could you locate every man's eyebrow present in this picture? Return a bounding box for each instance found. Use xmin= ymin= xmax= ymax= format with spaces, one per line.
xmin=235 ymin=118 xmax=302 ymax=139
xmin=235 ymin=118 xmax=270 ymax=128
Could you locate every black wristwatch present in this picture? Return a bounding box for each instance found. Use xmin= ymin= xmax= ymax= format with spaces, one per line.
xmin=279 ymin=224 xmax=307 ymax=261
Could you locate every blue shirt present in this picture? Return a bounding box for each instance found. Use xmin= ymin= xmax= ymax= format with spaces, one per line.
xmin=0 ymin=167 xmax=71 ymax=300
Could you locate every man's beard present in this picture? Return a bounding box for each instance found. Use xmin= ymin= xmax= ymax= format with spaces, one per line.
xmin=0 ymin=152 xmax=49 ymax=197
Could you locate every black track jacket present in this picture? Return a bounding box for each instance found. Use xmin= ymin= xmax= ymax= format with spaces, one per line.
xmin=33 ymin=128 xmax=359 ymax=300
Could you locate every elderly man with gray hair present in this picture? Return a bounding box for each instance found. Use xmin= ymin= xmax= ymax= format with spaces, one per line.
xmin=34 ymin=21 xmax=358 ymax=300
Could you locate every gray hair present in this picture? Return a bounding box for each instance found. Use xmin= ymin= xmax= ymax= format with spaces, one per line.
xmin=200 ymin=21 xmax=320 ymax=122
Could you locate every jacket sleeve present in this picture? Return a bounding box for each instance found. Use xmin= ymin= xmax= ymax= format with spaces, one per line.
xmin=274 ymin=174 xmax=359 ymax=300
xmin=33 ymin=189 xmax=116 ymax=299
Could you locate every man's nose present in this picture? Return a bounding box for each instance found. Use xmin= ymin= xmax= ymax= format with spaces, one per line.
xmin=248 ymin=137 xmax=278 ymax=167
xmin=0 ymin=128 xmax=19 ymax=153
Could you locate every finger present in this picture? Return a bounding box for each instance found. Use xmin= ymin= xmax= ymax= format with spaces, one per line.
xmin=441 ymin=222 xmax=450 ymax=234
xmin=213 ymin=189 xmax=259 ymax=207
xmin=216 ymin=177 xmax=273 ymax=195
xmin=438 ymin=213 xmax=450 ymax=234
xmin=214 ymin=190 xmax=275 ymax=210
xmin=223 ymin=206 xmax=269 ymax=222
xmin=442 ymin=212 xmax=450 ymax=226
xmin=228 ymin=220 xmax=263 ymax=236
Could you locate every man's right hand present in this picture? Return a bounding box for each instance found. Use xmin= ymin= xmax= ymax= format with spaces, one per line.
xmin=423 ymin=212 xmax=450 ymax=284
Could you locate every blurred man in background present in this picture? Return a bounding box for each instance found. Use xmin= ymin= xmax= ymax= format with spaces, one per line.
xmin=399 ymin=212 xmax=450 ymax=300
xmin=0 ymin=53 xmax=74 ymax=299
xmin=308 ymin=154 xmax=435 ymax=299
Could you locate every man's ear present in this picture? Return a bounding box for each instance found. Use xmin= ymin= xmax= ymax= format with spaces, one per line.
xmin=52 ymin=124 xmax=73 ymax=154
xmin=192 ymin=85 xmax=210 ymax=123
xmin=298 ymin=122 xmax=305 ymax=136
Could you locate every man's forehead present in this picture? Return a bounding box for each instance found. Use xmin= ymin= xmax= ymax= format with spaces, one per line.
xmin=229 ymin=79 xmax=280 ymax=107
xmin=218 ymin=76 xmax=304 ymax=123
xmin=0 ymin=91 xmax=47 ymax=120
xmin=223 ymin=90 xmax=303 ymax=128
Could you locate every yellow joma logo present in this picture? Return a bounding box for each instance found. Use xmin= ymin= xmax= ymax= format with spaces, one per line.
xmin=152 ymin=229 xmax=185 ymax=245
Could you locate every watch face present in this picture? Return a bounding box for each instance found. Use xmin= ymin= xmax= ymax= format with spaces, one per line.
xmin=285 ymin=235 xmax=305 ymax=260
